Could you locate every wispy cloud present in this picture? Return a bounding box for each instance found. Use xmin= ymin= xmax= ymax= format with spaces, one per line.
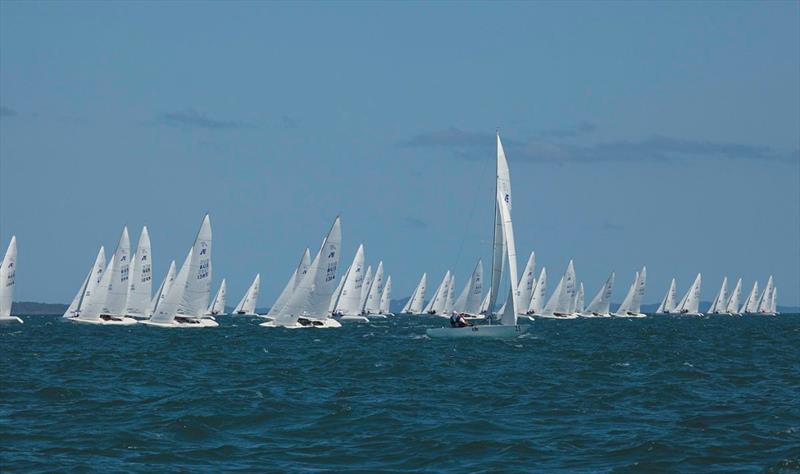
xmin=400 ymin=128 xmax=793 ymax=164
xmin=402 ymin=216 xmax=429 ymax=229
xmin=157 ymin=109 xmax=249 ymax=130
xmin=1 ymin=106 xmax=18 ymax=118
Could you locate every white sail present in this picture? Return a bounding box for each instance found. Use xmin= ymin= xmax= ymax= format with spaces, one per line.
xmin=150 ymin=260 xmax=176 ymax=316
xmin=329 ymin=266 xmax=347 ymax=313
xmin=496 ymin=188 xmax=519 ymax=325
xmin=516 ymin=251 xmax=536 ymax=314
xmin=542 ymin=276 xmax=565 ymax=316
xmin=615 ymin=271 xmax=639 ymax=315
xmin=102 ymin=227 xmax=131 ymax=316
xmin=741 ymin=281 xmax=760 ymax=313
xmin=442 ymin=273 xmax=456 ymax=314
xmin=479 ymin=290 xmax=491 ymax=314
xmin=725 ymin=278 xmax=742 ymax=314
xmin=562 ymin=260 xmax=577 ymax=314
xmin=488 ymin=132 xmax=512 ymax=315
xmin=0 ymin=236 xmax=17 ymax=318
xmin=124 ymin=226 xmax=152 ymax=317
xmin=629 ymin=266 xmax=646 ymax=314
xmin=757 ymin=275 xmax=774 ymax=313
xmin=425 ymin=271 xmax=450 ymax=314
xmin=363 ymin=261 xmax=385 ymax=314
xmin=176 ymin=214 xmax=212 ymax=318
xmin=150 ymin=249 xmax=192 ymax=323
xmin=268 ymin=248 xmax=310 ymax=317
xmin=79 ymin=258 xmax=115 ymax=321
xmin=402 ymin=273 xmax=427 ymax=314
xmin=274 ymin=216 xmax=342 ymax=323
xmin=359 ymin=265 xmax=373 ymax=312
xmin=64 ymin=270 xmax=90 ymax=318
xmin=207 ymin=279 xmax=226 ymax=315
xmin=676 ymin=273 xmax=702 ymax=314
xmin=334 ymin=244 xmax=366 ymax=315
xmin=527 ymin=267 xmax=547 ymax=314
xmin=234 ymin=274 xmax=261 ymax=315
xmin=585 ymin=272 xmax=614 ymax=315
xmin=454 ymin=260 xmax=483 ymax=315
xmin=573 ymin=282 xmax=585 ymax=314
xmin=707 ymin=277 xmax=729 ymax=314
xmin=656 ymin=278 xmax=677 ymax=314
xmin=770 ymin=286 xmax=778 ymax=314
xmin=379 ymin=275 xmax=392 ymax=314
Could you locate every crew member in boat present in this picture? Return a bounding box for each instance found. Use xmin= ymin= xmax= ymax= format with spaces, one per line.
xmin=449 ymin=311 xmax=471 ymax=328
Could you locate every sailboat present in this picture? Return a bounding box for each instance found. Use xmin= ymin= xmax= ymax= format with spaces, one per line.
xmin=538 ymin=260 xmax=578 ymax=319
xmin=740 ymin=281 xmax=760 ymax=314
xmin=207 ymin=279 xmax=227 ymax=316
xmin=442 ymin=273 xmax=456 ymax=314
xmin=263 ymin=248 xmax=311 ymax=320
xmin=724 ymin=278 xmax=742 ymax=315
xmin=0 ymin=236 xmax=22 ymax=323
xmin=70 ymin=257 xmax=137 ymax=325
xmin=525 ymin=267 xmax=547 ymax=316
xmin=572 ymin=282 xmax=585 ymax=315
xmin=358 ymin=265 xmax=373 ymax=314
xmin=333 ymin=244 xmax=369 ymax=322
xmin=379 ymin=275 xmax=393 ymax=315
xmin=756 ymin=275 xmax=776 ymax=316
xmin=613 ymin=267 xmax=647 ymax=317
xmin=655 ymin=278 xmax=677 ymax=315
xmin=142 ymin=214 xmax=217 ymax=328
xmin=673 ymin=273 xmax=702 ymax=316
xmin=149 ymin=260 xmax=176 ymax=317
xmin=706 ymin=277 xmax=729 ymax=315
xmin=516 ymin=252 xmax=536 ymax=315
xmin=260 ymin=217 xmax=343 ymax=329
xmin=124 ymin=226 xmax=152 ymax=319
xmin=100 ymin=226 xmax=131 ymax=318
xmin=362 ymin=261 xmax=386 ymax=318
xmin=63 ymin=246 xmax=105 ymax=319
xmin=581 ymin=272 xmax=614 ymax=317
xmin=400 ymin=273 xmax=426 ymax=314
xmin=453 ymin=260 xmax=484 ymax=318
xmin=424 ymin=270 xmax=451 ymax=316
xmin=232 ymin=274 xmax=260 ymax=316
xmin=427 ymin=132 xmax=525 ymax=338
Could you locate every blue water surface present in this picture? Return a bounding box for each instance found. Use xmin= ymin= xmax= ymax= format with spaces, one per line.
xmin=1 ymin=315 xmax=799 ymax=473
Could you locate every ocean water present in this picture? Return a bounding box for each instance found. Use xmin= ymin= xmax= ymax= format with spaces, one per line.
xmin=1 ymin=315 xmax=799 ymax=473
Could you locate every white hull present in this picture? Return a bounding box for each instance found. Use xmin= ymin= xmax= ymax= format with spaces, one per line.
xmin=536 ymin=313 xmax=579 ymax=320
xmin=756 ymin=312 xmax=777 ymax=316
xmin=366 ymin=313 xmax=388 ymax=319
xmin=230 ymin=311 xmax=258 ymax=316
xmin=260 ymin=317 xmax=342 ymax=329
xmin=339 ymin=315 xmax=370 ymax=323
xmin=516 ymin=315 xmax=535 ymax=322
xmin=141 ymin=318 xmax=219 ymax=328
xmin=612 ymin=312 xmax=647 ymax=318
xmin=579 ymin=312 xmax=611 ymax=318
xmin=0 ymin=315 xmax=23 ymax=324
xmin=673 ymin=312 xmax=703 ymax=317
xmin=72 ymin=316 xmax=139 ymax=326
xmin=426 ymin=325 xmax=527 ymax=339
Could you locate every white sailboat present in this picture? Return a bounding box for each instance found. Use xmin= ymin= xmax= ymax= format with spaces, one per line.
xmin=362 ymin=261 xmax=385 ymax=317
xmin=207 ymin=278 xmax=226 ymax=316
xmin=71 ymin=258 xmax=137 ymax=325
xmin=149 ymin=260 xmax=176 ymax=317
xmin=538 ymin=260 xmax=578 ymax=319
xmin=401 ymin=273 xmax=427 ymax=314
xmin=707 ymin=277 xmax=729 ymax=314
xmin=673 ymin=273 xmax=703 ymax=316
xmin=101 ymin=226 xmax=131 ymax=318
xmin=770 ymin=286 xmax=778 ymax=315
xmin=0 ymin=236 xmax=21 ymax=323
xmin=427 ymin=132 xmax=525 ymax=338
xmin=581 ymin=272 xmax=614 ymax=317
xmin=264 ymin=248 xmax=311 ymax=320
xmin=260 ymin=217 xmax=343 ymax=328
xmin=740 ymin=281 xmax=760 ymax=314
xmin=358 ymin=265 xmax=373 ymax=314
xmin=124 ymin=226 xmax=152 ymax=319
xmin=442 ymin=273 xmax=456 ymax=314
xmin=334 ymin=244 xmax=369 ymax=322
xmin=516 ymin=252 xmax=536 ymax=315
xmin=142 ymin=214 xmax=217 ymax=328
xmin=424 ymin=270 xmax=451 ymax=316
xmin=573 ymin=282 xmax=585 ymax=315
xmin=379 ymin=275 xmax=393 ymax=315
xmin=453 ymin=260 xmax=484 ymax=318
xmin=655 ymin=278 xmax=677 ymax=315
xmin=526 ymin=267 xmax=547 ymax=316
xmin=756 ymin=275 xmax=776 ymax=316
xmin=232 ymin=274 xmax=260 ymax=316
xmin=724 ymin=278 xmax=742 ymax=315
xmin=63 ymin=246 xmax=105 ymax=319
xmin=613 ymin=267 xmax=647 ymax=317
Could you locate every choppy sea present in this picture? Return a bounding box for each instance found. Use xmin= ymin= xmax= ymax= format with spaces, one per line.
xmin=1 ymin=314 xmax=799 ymax=473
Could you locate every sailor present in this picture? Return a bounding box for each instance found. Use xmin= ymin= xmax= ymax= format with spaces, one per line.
xmin=449 ymin=311 xmax=470 ymax=328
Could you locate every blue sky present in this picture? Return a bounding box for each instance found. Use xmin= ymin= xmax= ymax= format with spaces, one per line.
xmin=1 ymin=1 xmax=798 ymax=307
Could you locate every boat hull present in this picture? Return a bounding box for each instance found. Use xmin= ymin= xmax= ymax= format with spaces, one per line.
xmin=0 ymin=315 xmax=23 ymax=324
xmin=426 ymin=325 xmax=527 ymax=339
xmin=339 ymin=315 xmax=370 ymax=323
xmin=579 ymin=312 xmax=611 ymax=318
xmin=72 ymin=316 xmax=139 ymax=326
xmin=140 ymin=318 xmax=218 ymax=328
xmin=612 ymin=312 xmax=647 ymax=318
xmin=260 ymin=317 xmax=342 ymax=329
xmin=536 ymin=313 xmax=579 ymax=320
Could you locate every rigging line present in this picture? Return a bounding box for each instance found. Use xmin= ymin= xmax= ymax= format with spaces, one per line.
xmin=451 ymin=149 xmax=493 ymax=276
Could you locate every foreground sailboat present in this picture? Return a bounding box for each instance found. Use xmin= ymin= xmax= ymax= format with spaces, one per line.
xmin=724 ymin=278 xmax=742 ymax=315
xmin=232 ymin=274 xmax=260 ymax=316
xmin=655 ymin=278 xmax=677 ymax=315
xmin=0 ymin=236 xmax=22 ymax=323
xmin=124 ymin=226 xmax=152 ymax=319
xmin=740 ymin=281 xmax=760 ymax=314
xmin=332 ymin=244 xmax=369 ymax=322
xmin=581 ymin=272 xmax=614 ymax=317
xmin=706 ymin=277 xmax=729 ymax=315
xmin=400 ymin=273 xmax=426 ymax=314
xmin=427 ymin=132 xmax=525 ymax=338
xmin=613 ymin=267 xmax=646 ymax=317
xmin=673 ymin=273 xmax=703 ymax=316
xmin=260 ymin=217 xmax=343 ymax=328
xmin=379 ymin=275 xmax=393 ymax=316
xmin=142 ymin=214 xmax=217 ymax=328
xmin=64 ymin=246 xmax=105 ymax=319
xmin=756 ymin=276 xmax=777 ymax=316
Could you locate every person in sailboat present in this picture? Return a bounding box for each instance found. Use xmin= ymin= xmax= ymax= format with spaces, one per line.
xmin=449 ymin=311 xmax=471 ymax=328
